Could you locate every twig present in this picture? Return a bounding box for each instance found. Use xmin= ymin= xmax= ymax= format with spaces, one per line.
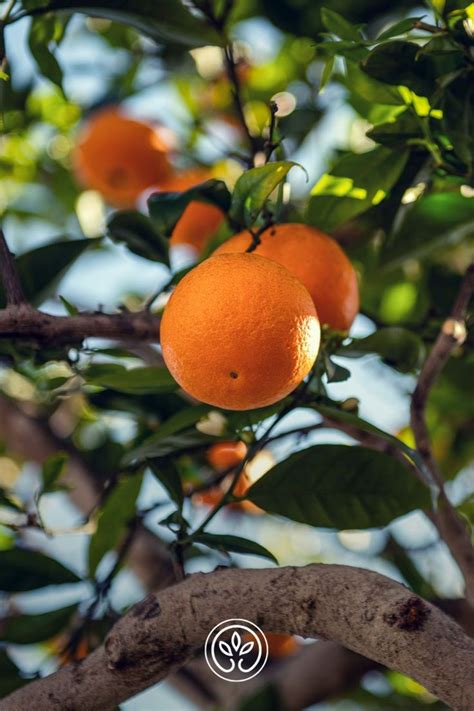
xmin=414 ymin=20 xmax=443 ymax=34
xmin=0 ymin=229 xmax=27 ymax=306
xmin=410 ymin=263 xmax=474 ymax=603
xmin=264 ymin=100 xmax=279 ymax=162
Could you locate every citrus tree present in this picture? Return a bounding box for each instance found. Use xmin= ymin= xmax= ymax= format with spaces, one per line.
xmin=0 ymin=0 xmax=473 ymax=709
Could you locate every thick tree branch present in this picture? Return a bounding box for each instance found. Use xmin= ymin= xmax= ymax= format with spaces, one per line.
xmin=0 ymin=305 xmax=160 ymax=346
xmin=3 ymin=565 xmax=474 ymax=710
xmin=0 ymin=230 xmax=27 ymax=306
xmin=411 ymin=263 xmax=474 ymax=604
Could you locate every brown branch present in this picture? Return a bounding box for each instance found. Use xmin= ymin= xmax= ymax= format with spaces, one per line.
xmin=410 ymin=263 xmax=474 ymax=604
xmin=3 ymin=565 xmax=474 ymax=710
xmin=0 ymin=229 xmax=27 ymax=306
xmin=0 ymin=305 xmax=160 ymax=346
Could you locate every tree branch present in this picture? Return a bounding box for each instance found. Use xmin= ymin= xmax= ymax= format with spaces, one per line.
xmin=410 ymin=263 xmax=474 ymax=604
xmin=0 ymin=229 xmax=27 ymax=306
xmin=3 ymin=565 xmax=474 ymax=710
xmin=0 ymin=306 xmax=160 ymax=346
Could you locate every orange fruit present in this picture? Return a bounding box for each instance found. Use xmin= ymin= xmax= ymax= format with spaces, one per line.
xmin=73 ymin=107 xmax=171 ymax=208
xmin=161 ymin=253 xmax=320 ymax=410
xmin=242 ymin=631 xmax=299 ymax=659
xmin=213 ymin=223 xmax=359 ymax=331
xmin=155 ymin=169 xmax=225 ymax=253
xmin=207 ymin=441 xmax=247 ymax=470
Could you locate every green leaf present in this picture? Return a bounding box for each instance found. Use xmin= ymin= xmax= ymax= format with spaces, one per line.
xmin=382 ymin=192 xmax=474 ymax=267
xmin=0 ymin=649 xmax=24 ymax=698
xmin=246 ymin=445 xmax=430 ymax=529
xmin=59 ymin=295 xmax=79 ymax=315
xmin=376 ymin=17 xmax=425 ymax=41
xmin=2 ymin=604 xmax=77 ymax=644
xmin=41 ymin=451 xmax=68 ymax=493
xmin=85 ymin=365 xmax=177 ymax=395
xmin=361 ymin=41 xmax=435 ymax=96
xmin=147 ymin=179 xmax=230 ymax=237
xmin=88 ymin=472 xmax=143 ymax=577
xmin=238 ymin=684 xmax=283 ymax=711
xmin=0 ymin=238 xmax=98 ymax=308
xmin=366 ymin=111 xmax=422 ymax=148
xmin=29 ymin=1 xmax=222 ymax=47
xmin=123 ymin=430 xmax=220 ymax=467
xmin=441 ymin=72 xmax=474 ymax=173
xmin=306 ymin=147 xmax=408 ymax=231
xmin=0 ymin=548 xmax=80 ymax=591
xmin=320 ymin=8 xmax=363 ymax=41
xmin=194 ymin=533 xmax=278 ymax=564
xmin=229 ymin=162 xmax=300 ymax=228
xmin=107 ymin=211 xmax=170 ymax=265
xmin=28 ymin=16 xmax=64 ymax=91
xmin=152 ymin=405 xmax=213 ymax=440
xmin=0 ymin=488 xmax=23 ymax=512
xmin=319 ymin=55 xmax=335 ymax=92
xmin=345 ymin=61 xmax=404 ymax=106
xmin=149 ymin=458 xmax=183 ymax=508
xmin=339 ymin=328 xmax=425 ymax=373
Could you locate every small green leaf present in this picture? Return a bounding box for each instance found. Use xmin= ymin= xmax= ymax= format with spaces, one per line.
xmin=0 ymin=548 xmax=80 ymax=591
xmin=229 ymin=162 xmax=300 ymax=228
xmin=0 ymin=238 xmax=98 ymax=308
xmin=306 ymin=147 xmax=408 ymax=231
xmin=28 ymin=16 xmax=64 ymax=91
xmin=321 ymin=8 xmax=363 ymax=41
xmin=107 ymin=211 xmax=170 ymax=265
xmin=59 ymin=295 xmax=79 ymax=315
xmin=149 ymin=458 xmax=183 ymax=508
xmin=194 ymin=533 xmax=278 ymax=564
xmin=339 ymin=328 xmax=425 ymax=373
xmin=345 ymin=61 xmax=404 ymax=106
xmin=376 ymin=17 xmax=425 ymax=41
xmin=366 ymin=111 xmax=422 ymax=148
xmin=2 ymin=604 xmax=77 ymax=644
xmin=319 ymin=55 xmax=335 ymax=92
xmin=85 ymin=365 xmax=177 ymax=395
xmin=246 ymin=445 xmax=430 ymax=529
xmin=41 ymin=451 xmax=68 ymax=493
xmin=441 ymin=72 xmax=474 ymax=173
xmin=88 ymin=472 xmax=143 ymax=577
xmin=147 ymin=179 xmax=230 ymax=237
xmin=0 ymin=488 xmax=23 ymax=512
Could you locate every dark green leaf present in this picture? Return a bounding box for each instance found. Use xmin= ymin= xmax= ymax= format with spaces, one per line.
xmin=441 ymin=72 xmax=474 ymax=173
xmin=149 ymin=458 xmax=183 ymax=508
xmin=362 ymin=41 xmax=435 ymax=95
xmin=59 ymin=295 xmax=79 ymax=315
xmin=324 ymin=356 xmax=351 ymax=383
xmin=238 ymin=684 xmax=283 ymax=711
xmin=229 ymin=162 xmax=299 ymax=228
xmin=382 ymin=192 xmax=474 ymax=267
xmin=320 ymin=8 xmax=363 ymax=41
xmin=107 ymin=211 xmax=170 ymax=265
xmin=367 ymin=111 xmax=422 ymax=148
xmin=85 ymin=365 xmax=177 ymax=395
xmin=345 ymin=61 xmax=404 ymax=105
xmin=0 ymin=649 xmax=24 ymax=697
xmin=194 ymin=533 xmax=278 ymax=564
xmin=41 ymin=451 xmax=68 ymax=493
xmin=88 ymin=472 xmax=143 ymax=577
xmin=339 ymin=328 xmax=425 ymax=372
xmin=0 ymin=548 xmax=80 ymax=591
xmin=306 ymin=147 xmax=408 ymax=231
xmin=376 ymin=17 xmax=425 ymax=41
xmin=246 ymin=445 xmax=430 ymax=529
xmin=28 ymin=16 xmax=64 ymax=91
xmin=2 ymin=604 xmax=77 ymax=644
xmin=28 ymin=1 xmax=221 ymax=47
xmin=320 ymin=55 xmax=335 ymax=91
xmin=147 ymin=179 xmax=230 ymax=236
xmin=0 ymin=238 xmax=98 ymax=308
xmin=123 ymin=430 xmax=220 ymax=467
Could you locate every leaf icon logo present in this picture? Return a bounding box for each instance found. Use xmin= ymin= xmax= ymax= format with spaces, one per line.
xmin=204 ymin=619 xmax=269 ymax=682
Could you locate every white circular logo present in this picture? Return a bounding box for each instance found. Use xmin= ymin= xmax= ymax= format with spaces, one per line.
xmin=204 ymin=618 xmax=269 ymax=682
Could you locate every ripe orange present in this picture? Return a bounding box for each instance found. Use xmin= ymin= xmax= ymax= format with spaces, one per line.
xmin=156 ymin=169 xmax=225 ymax=253
xmin=207 ymin=441 xmax=247 ymax=470
xmin=242 ymin=631 xmax=299 ymax=659
xmin=214 ymin=223 xmax=359 ymax=331
xmin=73 ymin=107 xmax=171 ymax=208
xmin=161 ymin=253 xmax=320 ymax=410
